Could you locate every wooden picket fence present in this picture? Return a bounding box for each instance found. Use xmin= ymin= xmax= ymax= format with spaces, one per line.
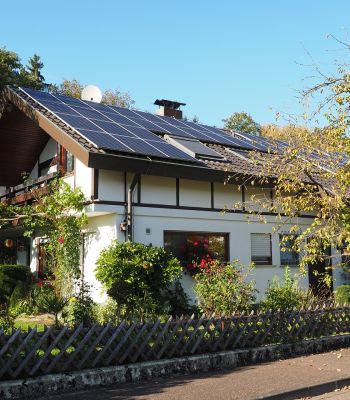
xmin=1 ymin=305 xmax=350 ymax=380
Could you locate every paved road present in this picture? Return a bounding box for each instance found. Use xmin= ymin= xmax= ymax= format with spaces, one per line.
xmin=39 ymin=349 xmax=350 ymax=400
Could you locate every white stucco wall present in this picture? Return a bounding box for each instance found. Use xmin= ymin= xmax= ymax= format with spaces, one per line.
xmin=141 ymin=175 xmax=176 ymax=205
xmin=98 ymin=170 xmax=124 ymax=202
xmin=83 ymin=213 xmax=120 ymax=302
xmin=179 ymin=179 xmax=211 ymax=208
xmin=75 ymin=159 xmax=92 ymax=198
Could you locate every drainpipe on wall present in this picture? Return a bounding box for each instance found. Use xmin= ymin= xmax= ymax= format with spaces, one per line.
xmin=126 ymin=173 xmax=140 ymax=242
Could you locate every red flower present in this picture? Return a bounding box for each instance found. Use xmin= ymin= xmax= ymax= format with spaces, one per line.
xmin=193 ymin=241 xmax=199 ymax=246
xmin=58 ymin=237 xmax=65 ymax=244
xmin=36 ymin=279 xmax=43 ymax=287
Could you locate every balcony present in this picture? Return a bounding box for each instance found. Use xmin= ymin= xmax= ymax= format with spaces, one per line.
xmin=0 ymin=173 xmax=58 ymax=205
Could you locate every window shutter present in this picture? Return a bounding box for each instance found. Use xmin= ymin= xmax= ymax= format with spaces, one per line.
xmin=251 ymin=234 xmax=271 ymax=257
xmin=251 ymin=233 xmax=272 ymax=265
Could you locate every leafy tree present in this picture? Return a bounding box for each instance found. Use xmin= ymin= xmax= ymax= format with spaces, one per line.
xmin=261 ymin=124 xmax=312 ymax=141
xmin=56 ymin=79 xmax=135 ymax=108
xmin=102 ymin=88 xmax=135 ymax=108
xmin=95 ymin=241 xmax=182 ymax=320
xmin=223 ymin=111 xmax=261 ymax=135
xmin=26 ymin=54 xmax=45 ymax=89
xmin=56 ymin=79 xmax=84 ymax=99
xmin=241 ymin=37 xmax=350 ymax=276
xmin=0 ymin=48 xmax=45 ymax=90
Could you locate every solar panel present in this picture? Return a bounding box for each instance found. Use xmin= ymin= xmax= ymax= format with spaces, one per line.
xmin=20 ymin=87 xmax=277 ymax=158
xmin=20 ymin=87 xmax=199 ymax=163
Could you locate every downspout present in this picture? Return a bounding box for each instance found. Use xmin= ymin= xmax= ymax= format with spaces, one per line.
xmin=126 ymin=173 xmax=140 ymax=242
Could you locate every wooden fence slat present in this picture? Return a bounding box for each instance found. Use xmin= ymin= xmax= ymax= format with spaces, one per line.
xmin=13 ymin=326 xmax=54 ymax=378
xmin=0 ymin=328 xmax=37 ymax=378
xmin=167 ymin=315 xmax=195 ymax=358
xmin=131 ymin=319 xmax=161 ymax=363
xmin=46 ymin=324 xmax=84 ymax=374
xmin=156 ymin=316 xmax=184 ymax=360
xmin=29 ymin=326 xmax=69 ymax=376
xmin=105 ymin=323 xmax=137 ymax=365
xmin=91 ymin=322 xmax=126 ymax=367
xmin=76 ymin=324 xmax=112 ymax=370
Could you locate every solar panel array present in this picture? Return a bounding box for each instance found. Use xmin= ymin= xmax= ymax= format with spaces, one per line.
xmin=20 ymin=87 xmax=274 ymax=161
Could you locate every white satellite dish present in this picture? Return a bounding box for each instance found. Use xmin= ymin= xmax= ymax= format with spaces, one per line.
xmin=81 ymin=85 xmax=103 ymax=103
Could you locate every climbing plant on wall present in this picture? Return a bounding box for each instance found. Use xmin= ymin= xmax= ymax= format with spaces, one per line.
xmin=0 ymin=179 xmax=87 ymax=298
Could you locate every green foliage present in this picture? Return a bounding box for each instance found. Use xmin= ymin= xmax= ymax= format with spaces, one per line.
xmin=35 ymin=285 xmax=67 ymax=326
xmin=335 ymin=285 xmax=350 ymax=305
xmin=0 ymin=47 xmax=45 ymax=90
xmin=223 ymin=111 xmax=261 ymax=135
xmin=0 ymin=264 xmax=31 ymax=282
xmin=95 ymin=241 xmax=182 ymax=320
xmin=0 ymin=265 xmax=31 ymax=305
xmin=21 ymin=179 xmax=87 ymax=297
xmin=63 ymin=283 xmax=95 ymax=327
xmin=194 ymin=261 xmax=256 ymax=315
xmin=162 ymin=281 xmax=198 ymax=316
xmin=55 ymin=79 xmax=135 ymax=108
xmin=261 ymin=267 xmax=303 ymax=311
xmin=94 ymin=299 xmax=121 ymax=325
xmin=0 ymin=311 xmax=14 ymax=333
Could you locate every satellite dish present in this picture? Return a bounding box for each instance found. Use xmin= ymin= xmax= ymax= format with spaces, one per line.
xmin=81 ymin=85 xmax=103 ymax=103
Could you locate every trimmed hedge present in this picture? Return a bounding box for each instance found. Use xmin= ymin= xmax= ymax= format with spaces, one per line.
xmin=0 ymin=265 xmax=32 ymax=303
xmin=0 ymin=265 xmax=31 ymax=282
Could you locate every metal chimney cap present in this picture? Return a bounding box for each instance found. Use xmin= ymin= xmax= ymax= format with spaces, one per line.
xmin=154 ymin=99 xmax=186 ymax=110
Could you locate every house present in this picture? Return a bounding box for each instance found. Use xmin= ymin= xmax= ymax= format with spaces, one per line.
xmin=0 ymin=86 xmax=345 ymax=302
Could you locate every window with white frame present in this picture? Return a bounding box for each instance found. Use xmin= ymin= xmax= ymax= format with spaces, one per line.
xmin=280 ymin=234 xmax=299 ymax=266
xmin=251 ymin=233 xmax=272 ymax=265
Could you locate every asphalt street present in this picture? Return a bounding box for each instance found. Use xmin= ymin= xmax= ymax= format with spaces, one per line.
xmin=37 ymin=348 xmax=350 ymax=400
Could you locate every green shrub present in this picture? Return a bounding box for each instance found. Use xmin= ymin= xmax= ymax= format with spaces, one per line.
xmin=335 ymin=285 xmax=350 ymax=305
xmin=9 ymin=281 xmax=37 ymax=316
xmin=0 ymin=312 xmax=14 ymax=333
xmin=0 ymin=265 xmax=31 ymax=282
xmin=0 ymin=264 xmax=32 ymax=307
xmin=260 ymin=267 xmax=303 ymax=311
xmin=35 ymin=285 xmax=67 ymax=326
xmin=94 ymin=299 xmax=121 ymax=325
xmin=95 ymin=241 xmax=182 ymax=320
xmin=163 ymin=281 xmax=199 ymax=317
xmin=194 ymin=261 xmax=256 ymax=315
xmin=63 ymin=283 xmax=95 ymax=327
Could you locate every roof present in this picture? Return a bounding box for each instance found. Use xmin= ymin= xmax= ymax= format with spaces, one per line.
xmin=0 ymin=86 xmax=276 ymax=185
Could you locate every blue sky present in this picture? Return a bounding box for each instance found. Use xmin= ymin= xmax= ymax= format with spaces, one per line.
xmin=1 ymin=1 xmax=350 ymax=126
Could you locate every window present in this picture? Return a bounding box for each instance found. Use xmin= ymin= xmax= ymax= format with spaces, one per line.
xmin=59 ymin=146 xmax=74 ymax=174
xmin=251 ymin=233 xmax=272 ymax=265
xmin=280 ymin=234 xmax=299 ymax=266
xmin=164 ymin=231 xmax=229 ymax=270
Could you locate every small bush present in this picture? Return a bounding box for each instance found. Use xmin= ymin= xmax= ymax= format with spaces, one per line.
xmin=0 ymin=311 xmax=14 ymax=333
xmin=35 ymin=285 xmax=67 ymax=326
xmin=260 ymin=267 xmax=303 ymax=311
xmin=335 ymin=285 xmax=350 ymax=305
xmin=63 ymin=283 xmax=95 ymax=327
xmin=94 ymin=299 xmax=121 ymax=325
xmin=194 ymin=261 xmax=256 ymax=315
xmin=95 ymin=241 xmax=182 ymax=320
xmin=0 ymin=265 xmax=31 ymax=282
xmin=0 ymin=264 xmax=32 ymax=308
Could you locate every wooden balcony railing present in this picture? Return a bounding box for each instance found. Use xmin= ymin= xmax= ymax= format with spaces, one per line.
xmin=0 ymin=173 xmax=58 ymax=205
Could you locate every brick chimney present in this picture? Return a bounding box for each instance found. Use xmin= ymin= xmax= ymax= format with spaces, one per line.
xmin=154 ymin=99 xmax=186 ymax=119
